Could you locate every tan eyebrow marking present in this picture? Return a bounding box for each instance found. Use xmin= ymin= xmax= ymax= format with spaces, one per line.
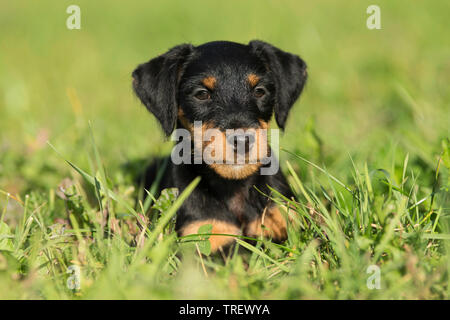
xmin=247 ymin=74 xmax=260 ymax=87
xmin=202 ymin=76 xmax=217 ymax=90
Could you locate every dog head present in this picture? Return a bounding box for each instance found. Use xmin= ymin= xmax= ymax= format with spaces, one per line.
xmin=132 ymin=40 xmax=307 ymax=179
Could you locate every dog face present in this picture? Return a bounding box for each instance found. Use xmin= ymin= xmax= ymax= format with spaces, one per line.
xmin=132 ymin=41 xmax=307 ymax=179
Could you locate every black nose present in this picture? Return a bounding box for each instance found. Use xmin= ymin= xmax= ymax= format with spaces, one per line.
xmin=227 ymin=132 xmax=255 ymax=154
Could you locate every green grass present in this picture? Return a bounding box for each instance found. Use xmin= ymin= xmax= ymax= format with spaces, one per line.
xmin=0 ymin=0 xmax=449 ymax=299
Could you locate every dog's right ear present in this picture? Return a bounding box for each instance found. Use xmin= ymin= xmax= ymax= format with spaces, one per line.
xmin=132 ymin=44 xmax=194 ymax=136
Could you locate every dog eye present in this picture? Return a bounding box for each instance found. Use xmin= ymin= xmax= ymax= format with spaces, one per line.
xmin=254 ymin=87 xmax=266 ymax=98
xmin=194 ymin=89 xmax=211 ymax=101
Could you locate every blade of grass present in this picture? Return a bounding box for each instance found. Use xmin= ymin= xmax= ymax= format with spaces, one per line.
xmin=47 ymin=141 xmax=149 ymax=232
xmin=132 ymin=176 xmax=201 ymax=263
xmin=235 ymin=238 xmax=289 ymax=273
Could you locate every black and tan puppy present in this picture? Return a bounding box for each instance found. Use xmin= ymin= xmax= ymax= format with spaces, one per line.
xmin=132 ymin=41 xmax=307 ymax=252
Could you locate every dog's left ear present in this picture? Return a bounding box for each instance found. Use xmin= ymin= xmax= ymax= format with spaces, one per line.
xmin=249 ymin=40 xmax=307 ymax=130
xmin=132 ymin=44 xmax=194 ymax=136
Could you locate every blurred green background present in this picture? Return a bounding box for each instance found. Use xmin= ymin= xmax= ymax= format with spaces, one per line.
xmin=0 ymin=0 xmax=449 ymax=299
xmin=0 ymin=0 xmax=449 ymax=193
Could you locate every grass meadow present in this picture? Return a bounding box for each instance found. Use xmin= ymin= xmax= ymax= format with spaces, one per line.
xmin=0 ymin=0 xmax=449 ymax=299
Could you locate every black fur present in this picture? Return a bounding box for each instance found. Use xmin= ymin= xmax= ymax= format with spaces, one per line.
xmin=145 ymin=158 xmax=293 ymax=232
xmin=132 ymin=44 xmax=194 ymax=135
xmin=132 ymin=40 xmax=307 ymax=246
xmin=249 ymin=41 xmax=307 ymax=129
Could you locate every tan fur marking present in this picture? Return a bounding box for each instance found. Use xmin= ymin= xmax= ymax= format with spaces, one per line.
xmin=207 ymin=124 xmax=269 ymax=179
xmin=247 ymin=74 xmax=260 ymax=87
xmin=245 ymin=206 xmax=287 ymax=241
xmin=177 ymin=111 xmax=270 ymax=180
xmin=181 ymin=219 xmax=241 ymax=252
xmin=258 ymin=119 xmax=269 ymax=130
xmin=254 ymin=126 xmax=268 ymax=163
xmin=209 ymin=163 xmax=262 ymax=180
xmin=178 ymin=108 xmax=191 ymax=129
xmin=202 ymin=76 xmax=217 ymax=90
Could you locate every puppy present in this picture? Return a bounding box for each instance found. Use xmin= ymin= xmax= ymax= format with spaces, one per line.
xmin=132 ymin=40 xmax=307 ymax=252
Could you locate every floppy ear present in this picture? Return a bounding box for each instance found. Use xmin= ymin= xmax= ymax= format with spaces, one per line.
xmin=132 ymin=44 xmax=194 ymax=136
xmin=249 ymin=40 xmax=307 ymax=129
